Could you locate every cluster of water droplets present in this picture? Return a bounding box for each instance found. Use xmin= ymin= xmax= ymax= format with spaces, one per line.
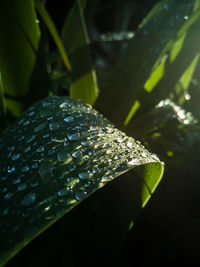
xmin=0 ymin=95 xmax=159 ymax=255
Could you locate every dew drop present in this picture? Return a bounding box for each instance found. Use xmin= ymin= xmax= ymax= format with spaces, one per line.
xmin=4 ymin=193 xmax=13 ymax=200
xmin=57 ymin=187 xmax=70 ymax=197
xmin=32 ymin=162 xmax=39 ymax=169
xmin=49 ymin=121 xmax=60 ymax=131
xmin=36 ymin=146 xmax=45 ymax=153
xmin=17 ymin=183 xmax=27 ymax=191
xmin=24 ymin=146 xmax=31 ymax=153
xmin=90 ymin=126 xmax=97 ymax=131
xmin=81 ymin=141 xmax=90 ymax=146
xmin=68 ymin=133 xmax=80 ymax=141
xmin=57 ymin=151 xmax=69 ymax=162
xmin=8 ymin=166 xmax=15 ymax=173
xmin=78 ymin=172 xmax=90 ymax=180
xmin=64 ymin=116 xmax=74 ymax=123
xmin=26 ymin=135 xmax=36 ymax=143
xmin=39 ymin=163 xmax=53 ymax=183
xmin=21 ymin=192 xmax=36 ymax=206
xmin=13 ymin=178 xmax=21 ymax=184
xmin=22 ymin=166 xmax=29 ymax=172
xmin=42 ymin=101 xmax=51 ymax=107
xmin=60 ymin=102 xmax=69 ymax=108
xmin=0 ymin=207 xmax=9 ymax=216
xmin=34 ymin=122 xmax=47 ymax=133
xmin=72 ymin=150 xmax=82 ymax=159
xmin=11 ymin=153 xmax=21 ymax=161
xmin=75 ymin=190 xmax=87 ymax=201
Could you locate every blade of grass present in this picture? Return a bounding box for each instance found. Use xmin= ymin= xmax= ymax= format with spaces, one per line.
xmin=34 ymin=0 xmax=71 ymax=71
xmin=61 ymin=0 xmax=99 ymax=106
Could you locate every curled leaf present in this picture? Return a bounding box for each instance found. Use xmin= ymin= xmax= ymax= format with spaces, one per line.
xmin=0 ymin=96 xmax=163 ymax=265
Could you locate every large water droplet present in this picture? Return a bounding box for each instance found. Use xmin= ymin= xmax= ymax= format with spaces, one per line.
xmin=39 ymin=163 xmax=53 ymax=183
xmin=34 ymin=122 xmax=47 ymax=133
xmin=57 ymin=151 xmax=69 ymax=162
xmin=49 ymin=121 xmax=60 ymax=131
xmin=78 ymin=172 xmax=90 ymax=180
xmin=68 ymin=133 xmax=80 ymax=141
xmin=72 ymin=150 xmax=82 ymax=159
xmin=21 ymin=192 xmax=36 ymax=206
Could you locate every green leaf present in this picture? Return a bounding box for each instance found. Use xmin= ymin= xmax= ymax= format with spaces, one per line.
xmin=34 ymin=0 xmax=71 ymax=71
xmin=95 ymin=0 xmax=200 ymax=127
xmin=0 ymin=96 xmax=163 ymax=266
xmin=0 ymin=0 xmax=50 ymax=117
xmin=62 ymin=0 xmax=99 ymax=106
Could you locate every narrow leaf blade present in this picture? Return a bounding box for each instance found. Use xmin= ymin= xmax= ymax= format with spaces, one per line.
xmin=62 ymin=0 xmax=99 ymax=105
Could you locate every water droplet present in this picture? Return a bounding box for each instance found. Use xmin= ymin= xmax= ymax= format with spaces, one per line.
xmin=75 ymin=190 xmax=87 ymax=200
xmin=114 ymin=155 xmax=121 ymax=160
xmin=13 ymin=178 xmax=21 ymax=184
xmin=22 ymin=166 xmax=29 ymax=172
xmin=36 ymin=146 xmax=45 ymax=153
xmin=17 ymin=183 xmax=27 ymax=191
xmin=4 ymin=193 xmax=13 ymax=199
xmin=11 ymin=153 xmax=21 ymax=160
xmin=21 ymin=192 xmax=36 ymax=206
xmin=57 ymin=187 xmax=70 ymax=197
xmin=64 ymin=116 xmax=74 ymax=123
xmin=57 ymin=151 xmax=69 ymax=162
xmin=28 ymin=111 xmax=35 ymax=117
xmin=81 ymin=141 xmax=90 ymax=146
xmin=68 ymin=133 xmax=80 ymax=141
xmin=0 ymin=207 xmax=9 ymax=216
xmin=34 ymin=122 xmax=47 ymax=133
xmin=26 ymin=135 xmax=36 ymax=143
xmin=39 ymin=163 xmax=53 ymax=183
xmin=9 ymin=146 xmax=15 ymax=151
xmin=24 ymin=146 xmax=31 ymax=153
xmin=163 ymin=3 xmax=168 ymax=10
xmin=90 ymin=126 xmax=97 ymax=131
xmin=23 ymin=120 xmax=30 ymax=126
xmin=42 ymin=101 xmax=51 ymax=107
xmin=78 ymin=172 xmax=90 ymax=180
xmin=72 ymin=150 xmax=82 ymax=159
xmin=8 ymin=166 xmax=15 ymax=173
xmin=106 ymin=149 xmax=112 ymax=154
xmin=32 ymin=162 xmax=39 ymax=169
xmin=48 ymin=149 xmax=56 ymax=156
xmin=60 ymin=102 xmax=69 ymax=108
xmin=49 ymin=121 xmax=60 ymax=131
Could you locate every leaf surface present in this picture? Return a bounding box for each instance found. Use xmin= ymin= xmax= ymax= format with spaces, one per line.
xmin=0 ymin=96 xmax=163 ymax=266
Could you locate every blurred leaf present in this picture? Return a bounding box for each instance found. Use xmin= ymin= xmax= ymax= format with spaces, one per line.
xmin=34 ymin=0 xmax=71 ymax=71
xmin=95 ymin=0 xmax=200 ymax=127
xmin=0 ymin=95 xmax=163 ymax=266
xmin=0 ymin=0 xmax=50 ymax=118
xmin=62 ymin=0 xmax=99 ymax=106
